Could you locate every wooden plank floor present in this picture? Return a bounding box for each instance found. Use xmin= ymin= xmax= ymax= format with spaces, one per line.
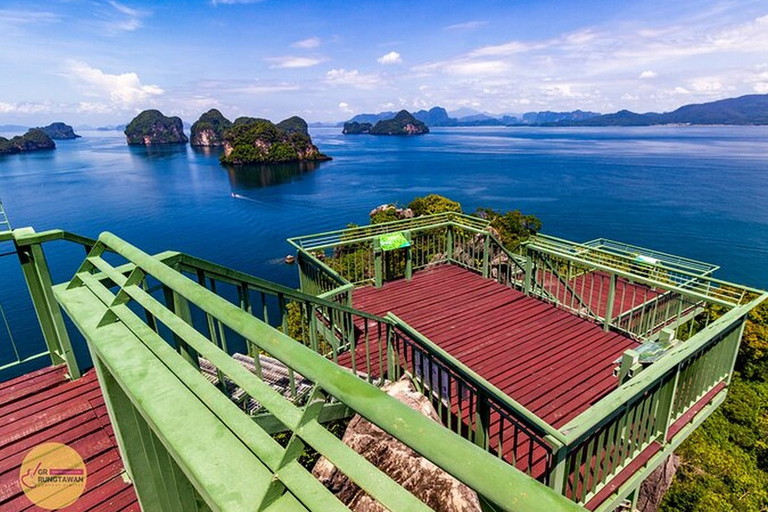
xmin=353 ymin=265 xmax=638 ymax=429
xmin=0 ymin=365 xmax=138 ymax=511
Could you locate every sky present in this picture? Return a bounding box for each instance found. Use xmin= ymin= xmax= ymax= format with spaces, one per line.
xmin=2 ymin=0 xmax=768 ymax=126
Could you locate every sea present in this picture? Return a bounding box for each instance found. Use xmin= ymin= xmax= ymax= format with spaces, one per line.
xmin=0 ymin=125 xmax=767 ymax=374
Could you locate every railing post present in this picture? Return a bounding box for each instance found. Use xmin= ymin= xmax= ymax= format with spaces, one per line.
xmin=386 ymin=323 xmax=397 ymax=381
xmin=405 ymin=232 xmax=413 ymax=281
xmin=296 ymin=251 xmax=308 ymax=293
xmin=545 ymin=435 xmax=568 ymax=494
xmin=524 ymin=255 xmax=533 ymax=296
xmin=655 ymin=367 xmax=680 ymax=444
xmin=446 ymin=225 xmax=454 ymax=261
xmin=373 ymin=238 xmax=383 ymax=288
xmin=603 ymin=272 xmax=617 ymax=331
xmin=474 ymin=393 xmax=491 ymax=450
xmin=14 ymin=229 xmax=81 ymax=379
xmin=482 ymin=233 xmax=491 ymax=279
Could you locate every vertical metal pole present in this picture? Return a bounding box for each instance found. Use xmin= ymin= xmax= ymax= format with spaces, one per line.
xmin=15 ymin=230 xmax=80 ymax=379
xmin=545 ymin=436 xmax=568 ymax=493
xmin=524 ymin=255 xmax=533 ymax=296
xmin=446 ymin=225 xmax=454 ymax=261
xmin=405 ymin=232 xmax=413 ymax=281
xmin=482 ymin=233 xmax=491 ymax=279
xmin=603 ymin=273 xmax=617 ymax=332
xmin=474 ymin=394 xmax=490 ymax=450
xmin=373 ymin=238 xmax=383 ymax=288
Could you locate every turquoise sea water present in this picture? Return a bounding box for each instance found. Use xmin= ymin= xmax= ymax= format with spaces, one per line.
xmin=0 ymin=126 xmax=766 ymax=371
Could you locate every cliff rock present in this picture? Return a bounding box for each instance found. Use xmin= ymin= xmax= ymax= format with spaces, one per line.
xmin=39 ymin=122 xmax=80 ymax=139
xmin=312 ymin=378 xmax=481 ymax=511
xmin=220 ymin=116 xmax=330 ymax=165
xmin=190 ymin=109 xmax=232 ymax=147
xmin=637 ymin=454 xmax=679 ymax=512
xmin=124 ymin=109 xmax=188 ymax=145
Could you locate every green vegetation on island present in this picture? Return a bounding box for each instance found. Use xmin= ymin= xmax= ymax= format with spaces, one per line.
xmin=0 ymin=128 xmax=56 ymax=156
xmin=190 ymin=109 xmax=232 ymax=147
xmin=343 ymin=110 xmax=429 ymax=135
xmin=124 ymin=109 xmax=188 ymax=145
xmin=39 ymin=122 xmax=80 ymax=140
xmin=220 ymin=116 xmax=330 ymax=165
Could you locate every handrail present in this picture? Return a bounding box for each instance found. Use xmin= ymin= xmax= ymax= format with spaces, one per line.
xmin=527 ymin=236 xmax=760 ymax=306
xmin=173 ymin=253 xmax=379 ymax=321
xmin=388 ymin=313 xmax=566 ymax=444
xmin=288 ymin=212 xmax=489 ymax=251
xmin=90 ymin=231 xmax=584 ymax=511
xmin=558 ymin=292 xmax=768 ymax=443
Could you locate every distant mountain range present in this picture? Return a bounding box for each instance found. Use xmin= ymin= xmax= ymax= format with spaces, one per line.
xmin=344 ymin=94 xmax=768 ymax=128
xmin=555 ymin=94 xmax=768 ymax=126
xmin=346 ymin=107 xmax=601 ymax=127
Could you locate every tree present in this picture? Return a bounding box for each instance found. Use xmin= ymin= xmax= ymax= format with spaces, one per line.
xmin=407 ymin=194 xmax=462 ymax=216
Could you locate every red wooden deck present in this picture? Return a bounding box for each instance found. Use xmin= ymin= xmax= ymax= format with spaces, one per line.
xmin=0 ymin=365 xmax=138 ymax=511
xmin=353 ymin=265 xmax=638 ymax=429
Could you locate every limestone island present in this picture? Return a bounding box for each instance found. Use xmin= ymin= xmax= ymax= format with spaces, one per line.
xmin=39 ymin=122 xmax=80 ymax=140
xmin=0 ymin=129 xmax=56 ymax=156
xmin=220 ymin=115 xmax=330 ymax=165
xmin=125 ymin=110 xmax=188 ymax=145
xmin=190 ymin=109 xmax=232 ymax=147
xmin=343 ymin=110 xmax=429 ymax=135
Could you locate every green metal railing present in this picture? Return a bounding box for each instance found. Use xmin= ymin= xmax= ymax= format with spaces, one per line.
xmin=53 ymin=231 xmax=584 ymax=512
xmin=287 ymin=214 xmax=768 ymax=508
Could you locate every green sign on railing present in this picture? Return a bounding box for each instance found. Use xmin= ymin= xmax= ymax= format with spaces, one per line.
xmin=379 ymin=231 xmax=410 ymax=251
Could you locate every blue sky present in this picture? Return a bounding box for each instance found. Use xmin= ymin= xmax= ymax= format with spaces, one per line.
xmin=2 ymin=0 xmax=768 ymax=125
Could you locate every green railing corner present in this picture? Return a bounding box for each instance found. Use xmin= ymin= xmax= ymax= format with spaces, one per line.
xmin=55 ymin=230 xmax=586 ymax=512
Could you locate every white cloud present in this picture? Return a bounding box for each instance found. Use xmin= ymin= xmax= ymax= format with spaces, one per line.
xmin=445 ymin=20 xmax=487 ymax=30
xmin=443 ymin=60 xmax=509 ymax=75
xmin=267 ymin=56 xmax=324 ymax=68
xmin=0 ymin=10 xmax=60 ymax=26
xmin=0 ymin=102 xmax=52 ymax=114
xmin=338 ymin=102 xmax=353 ymax=113
xmin=293 ymin=37 xmax=321 ymax=49
xmin=325 ymin=69 xmax=381 ymax=89
xmin=377 ymin=51 xmax=402 ymax=65
xmin=673 ymin=86 xmax=691 ymax=94
xmin=67 ymin=61 xmax=163 ymax=107
xmin=104 ymin=1 xmax=149 ymax=33
xmin=639 ymin=70 xmax=658 ymax=79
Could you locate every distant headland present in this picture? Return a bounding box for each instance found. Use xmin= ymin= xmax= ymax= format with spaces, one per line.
xmin=0 ymin=128 xmax=56 ymax=156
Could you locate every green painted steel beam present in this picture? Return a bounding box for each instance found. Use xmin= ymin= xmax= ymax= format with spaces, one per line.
xmin=88 ymin=231 xmax=584 ymax=512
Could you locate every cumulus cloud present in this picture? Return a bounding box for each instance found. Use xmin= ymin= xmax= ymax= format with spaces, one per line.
xmin=0 ymin=102 xmax=52 ymax=114
xmin=338 ymin=102 xmax=353 ymax=113
xmin=67 ymin=61 xmax=163 ymax=107
xmin=267 ymin=56 xmax=324 ymax=68
xmin=377 ymin=51 xmax=402 ymax=65
xmin=293 ymin=37 xmax=321 ymax=49
xmin=639 ymin=70 xmax=658 ymax=79
xmin=325 ymin=69 xmax=381 ymax=89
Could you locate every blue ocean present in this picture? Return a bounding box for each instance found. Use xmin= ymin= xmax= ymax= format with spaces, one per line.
xmin=0 ymin=125 xmax=767 ymax=371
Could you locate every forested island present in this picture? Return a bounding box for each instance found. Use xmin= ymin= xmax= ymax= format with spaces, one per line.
xmin=39 ymin=122 xmax=80 ymax=139
xmin=0 ymin=129 xmax=56 ymax=155
xmin=343 ymin=110 xmax=429 ymax=135
xmin=124 ymin=110 xmax=188 ymax=145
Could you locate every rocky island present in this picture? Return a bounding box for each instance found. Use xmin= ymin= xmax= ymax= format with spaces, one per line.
xmin=125 ymin=109 xmax=188 ymax=145
xmin=0 ymin=129 xmax=56 ymax=156
xmin=190 ymin=109 xmax=232 ymax=146
xmin=39 ymin=122 xmax=80 ymax=139
xmin=343 ymin=110 xmax=429 ymax=135
xmin=220 ymin=116 xmax=330 ymax=165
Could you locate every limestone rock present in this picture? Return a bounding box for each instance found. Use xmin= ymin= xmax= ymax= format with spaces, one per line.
xmin=637 ymin=454 xmax=680 ymax=512
xmin=39 ymin=122 xmax=80 ymax=139
xmin=220 ymin=116 xmax=330 ymax=165
xmin=125 ymin=109 xmax=188 ymax=145
xmin=190 ymin=109 xmax=232 ymax=147
xmin=0 ymin=129 xmax=56 ymax=155
xmin=312 ymin=378 xmax=481 ymax=512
